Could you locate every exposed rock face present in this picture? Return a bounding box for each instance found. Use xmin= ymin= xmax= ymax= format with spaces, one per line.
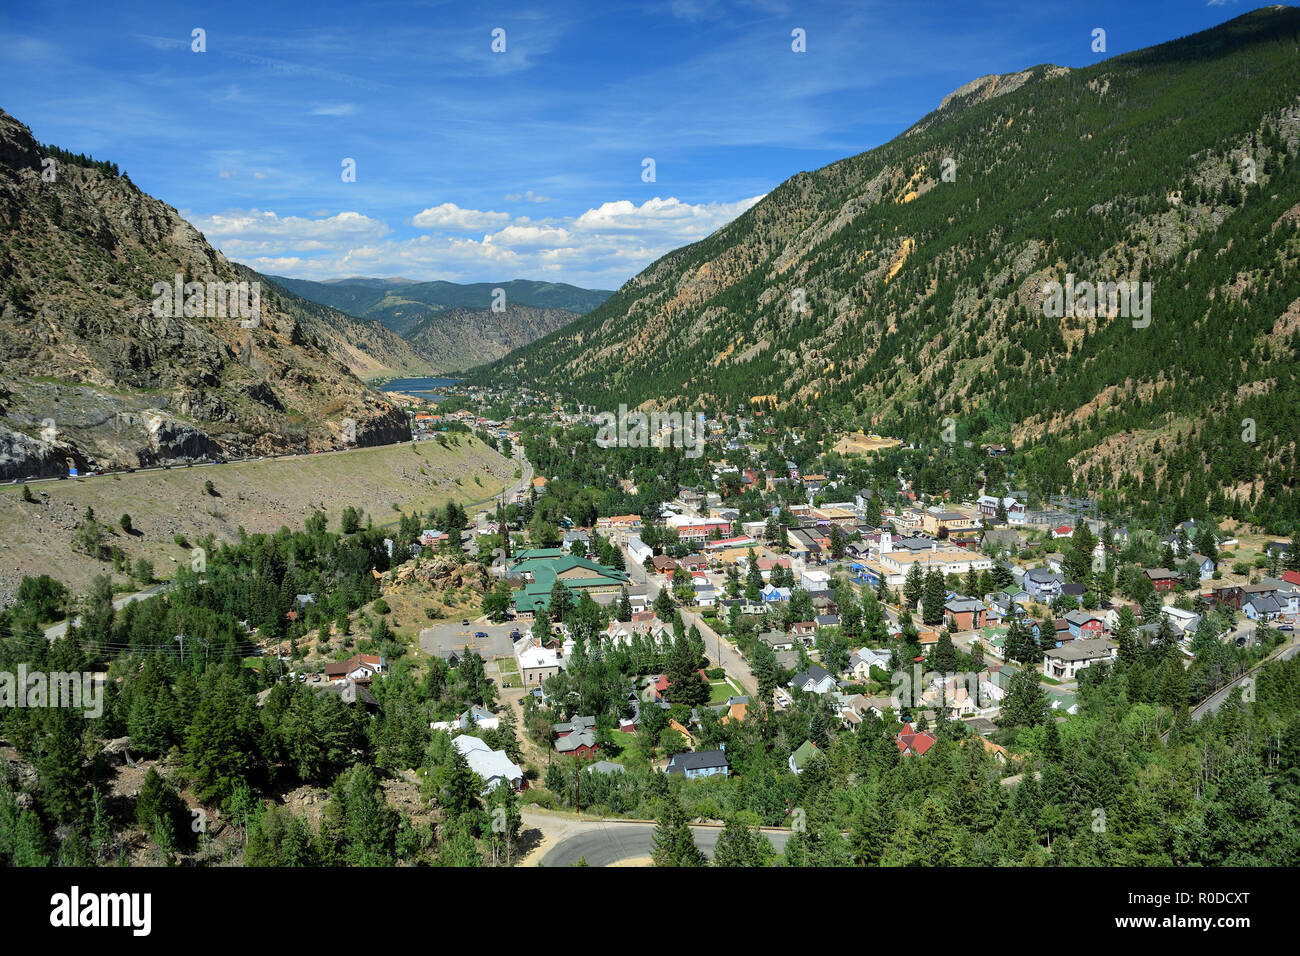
xmin=385 ymin=556 xmax=490 ymax=593
xmin=0 ymin=423 xmax=69 ymax=480
xmin=138 ymin=410 xmax=222 ymax=465
xmin=0 ymin=107 xmax=411 ymax=471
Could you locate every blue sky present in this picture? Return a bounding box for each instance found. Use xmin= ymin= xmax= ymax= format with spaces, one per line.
xmin=0 ymin=0 xmax=1263 ymax=289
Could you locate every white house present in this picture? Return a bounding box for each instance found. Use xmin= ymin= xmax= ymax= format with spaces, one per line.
xmin=1042 ymin=639 xmax=1116 ymax=681
xmin=789 ymin=665 xmax=837 ymax=695
xmin=800 ymin=568 xmax=832 ymax=591
xmin=626 ymin=534 xmax=652 ymax=566
xmin=517 ymin=642 xmax=564 ymax=686
xmin=451 ymin=735 xmax=524 ymax=793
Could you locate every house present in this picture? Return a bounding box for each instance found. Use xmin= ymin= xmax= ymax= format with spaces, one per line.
xmin=324 ymin=654 xmax=386 ymax=684
xmin=800 ymin=568 xmax=832 ymax=591
xmin=554 ymin=729 xmax=599 ymax=757
xmin=1243 ymin=594 xmax=1283 ymax=622
xmin=849 ymin=648 xmax=891 ymax=681
xmin=585 ymin=760 xmax=625 ymax=775
xmin=944 ymin=597 xmax=988 ymax=631
xmin=964 ymin=716 xmax=998 ymax=737
xmin=1264 ymin=541 xmax=1292 ymax=562
xmin=451 ymin=735 xmax=525 ymax=792
xmin=1160 ymin=606 xmax=1201 ymax=638
xmin=789 ymin=739 xmax=821 ymax=774
xmin=1064 ymin=609 xmax=1106 ymax=639
xmin=1042 ymin=638 xmax=1117 ymax=680
xmin=896 ymin=723 xmax=937 ymax=757
xmin=981 ymin=663 xmax=1021 ymax=703
xmin=518 ymin=641 xmax=565 ymax=686
xmin=562 ymin=529 xmax=591 ymax=553
xmin=1144 ymin=568 xmax=1181 ymax=593
xmin=625 ymin=535 xmax=652 ymax=566
xmin=1051 ymin=525 xmax=1074 ymax=539
xmin=651 ymin=555 xmax=678 ymax=575
xmin=312 ymin=679 xmax=380 ymax=710
xmin=761 ymin=584 xmax=792 ymax=603
xmin=789 ymin=665 xmax=837 ymax=695
xmin=758 ymin=631 xmax=796 ymax=652
xmin=666 ymin=749 xmax=729 ymax=779
xmin=553 ymin=715 xmax=596 ymax=738
xmin=1024 ymin=568 xmax=1063 ymax=602
xmin=977 ymin=495 xmax=1024 ymax=521
xmin=1186 ymin=552 xmax=1216 ymax=581
xmin=972 ymin=736 xmax=1011 ymax=765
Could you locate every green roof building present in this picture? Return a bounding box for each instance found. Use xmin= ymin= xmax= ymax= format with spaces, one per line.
xmin=509 ymin=553 xmax=631 ymax=615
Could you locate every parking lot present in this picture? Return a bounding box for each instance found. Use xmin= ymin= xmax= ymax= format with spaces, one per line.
xmin=419 ymin=619 xmax=520 ymax=663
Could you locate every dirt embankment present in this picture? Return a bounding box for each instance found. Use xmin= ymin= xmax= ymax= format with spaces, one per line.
xmin=0 ymin=436 xmax=511 ymax=605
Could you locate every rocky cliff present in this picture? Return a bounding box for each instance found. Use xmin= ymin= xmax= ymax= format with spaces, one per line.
xmin=0 ymin=109 xmax=410 ymax=479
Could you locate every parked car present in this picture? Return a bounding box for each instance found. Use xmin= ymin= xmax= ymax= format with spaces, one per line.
xmin=475 ymin=631 xmax=488 ymax=639
xmin=1280 ymin=624 xmax=1295 ymax=632
xmin=461 ymin=619 xmax=470 ymax=626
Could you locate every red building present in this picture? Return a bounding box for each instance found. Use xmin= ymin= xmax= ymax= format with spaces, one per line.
xmin=1145 ymin=568 xmax=1181 ymax=593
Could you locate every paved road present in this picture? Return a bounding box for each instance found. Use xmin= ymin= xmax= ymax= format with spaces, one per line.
xmin=624 ymin=555 xmax=757 ymax=696
xmin=43 ymin=582 xmax=169 ymax=641
xmin=527 ymin=809 xmax=791 ymax=866
xmin=1189 ymin=635 xmax=1300 ymax=723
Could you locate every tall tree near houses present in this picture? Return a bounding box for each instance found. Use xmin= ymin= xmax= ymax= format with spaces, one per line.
xmin=904 ymin=563 xmax=925 ymax=610
xmin=922 ymin=568 xmax=946 ymax=626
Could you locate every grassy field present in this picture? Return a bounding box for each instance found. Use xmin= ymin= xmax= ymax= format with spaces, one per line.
xmin=0 ymin=436 xmax=512 ymax=605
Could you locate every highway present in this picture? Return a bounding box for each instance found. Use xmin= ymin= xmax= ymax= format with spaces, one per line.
xmin=1189 ymin=634 xmax=1300 ymax=723
xmin=2 ymin=431 xmax=473 ymax=489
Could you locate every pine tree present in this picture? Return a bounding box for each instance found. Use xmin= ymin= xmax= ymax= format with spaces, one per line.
xmin=713 ymin=816 xmax=760 ymax=866
xmin=651 ymin=794 xmax=705 ymax=867
xmin=904 ymin=563 xmax=925 ymax=610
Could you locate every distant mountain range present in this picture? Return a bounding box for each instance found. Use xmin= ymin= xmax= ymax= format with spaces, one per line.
xmin=269 ymin=275 xmax=613 ymax=335
xmin=470 ymin=7 xmax=1300 ymax=529
xmin=267 ymin=275 xmax=613 ymax=373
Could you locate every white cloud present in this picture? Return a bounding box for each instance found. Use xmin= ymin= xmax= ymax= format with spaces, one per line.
xmin=187 ymin=209 xmax=390 ymax=246
xmin=202 ymin=193 xmax=765 ymax=288
xmin=573 ymin=195 xmax=763 ymax=238
xmin=310 ymin=103 xmax=356 ymax=116
xmin=504 ymin=189 xmax=550 ymax=203
xmin=411 ymin=202 xmax=511 ymax=230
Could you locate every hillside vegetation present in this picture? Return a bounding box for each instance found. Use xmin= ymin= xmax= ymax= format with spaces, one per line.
xmin=471 ymin=7 xmax=1300 ymax=531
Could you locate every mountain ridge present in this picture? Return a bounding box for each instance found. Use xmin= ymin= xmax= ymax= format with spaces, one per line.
xmin=468 ymin=5 xmax=1300 ymax=529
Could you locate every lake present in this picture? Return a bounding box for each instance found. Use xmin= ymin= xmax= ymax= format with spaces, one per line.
xmin=379 ymin=377 xmax=460 ymax=400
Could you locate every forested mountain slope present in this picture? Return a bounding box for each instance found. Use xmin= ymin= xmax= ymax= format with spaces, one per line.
xmin=472 ymin=7 xmax=1300 ymax=528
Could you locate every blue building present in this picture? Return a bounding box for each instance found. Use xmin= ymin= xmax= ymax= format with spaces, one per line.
xmin=666 ymin=749 xmax=729 ymax=780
